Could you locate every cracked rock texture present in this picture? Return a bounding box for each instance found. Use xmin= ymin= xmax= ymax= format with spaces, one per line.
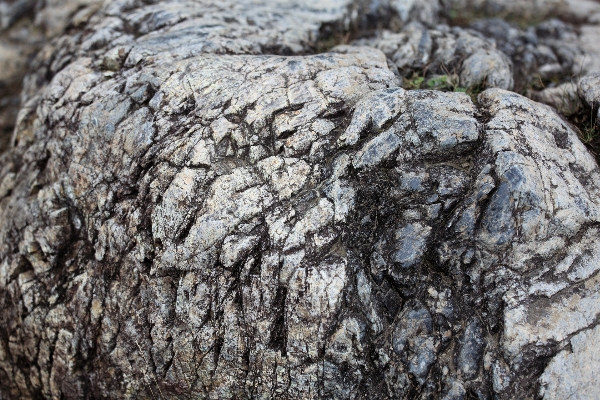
xmin=356 ymin=22 xmax=516 ymax=90
xmin=0 ymin=0 xmax=104 ymax=151
xmin=1 ymin=0 xmax=600 ymax=399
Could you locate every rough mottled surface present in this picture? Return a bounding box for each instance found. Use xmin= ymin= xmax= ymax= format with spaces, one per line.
xmin=539 ymin=324 xmax=600 ymax=399
xmin=0 ymin=0 xmax=105 ymax=152
xmin=445 ymin=0 xmax=566 ymax=20
xmin=469 ymin=18 xmax=584 ymax=89
xmin=356 ymin=22 xmax=515 ymax=89
xmin=579 ymin=71 xmax=600 ymax=109
xmin=1 ymin=0 xmax=600 ymax=399
xmin=533 ymin=82 xmax=582 ymax=116
xmin=355 ymin=15 xmax=586 ymax=96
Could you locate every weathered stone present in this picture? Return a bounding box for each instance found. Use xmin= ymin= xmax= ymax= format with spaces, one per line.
xmin=579 ymin=71 xmax=600 ymax=109
xmin=539 ymin=324 xmax=600 ymax=399
xmin=1 ymin=0 xmax=600 ymax=399
xmin=583 ymin=24 xmax=600 ymax=66
xmin=444 ymin=0 xmax=565 ymax=21
xmin=456 ymin=319 xmax=484 ymax=380
xmin=391 ymin=0 xmax=441 ymax=27
xmin=357 ymin=23 xmax=515 ymax=90
xmin=469 ymin=18 xmax=584 ymax=89
xmin=355 ymin=17 xmax=586 ymax=93
xmin=459 ymin=47 xmax=513 ymax=90
xmin=533 ymin=82 xmax=583 ymax=116
xmin=0 ymin=0 xmax=103 ymax=152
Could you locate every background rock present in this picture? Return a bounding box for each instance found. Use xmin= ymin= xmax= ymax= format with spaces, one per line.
xmin=579 ymin=71 xmax=600 ymax=109
xmin=533 ymin=82 xmax=582 ymax=116
xmin=442 ymin=0 xmax=566 ymax=22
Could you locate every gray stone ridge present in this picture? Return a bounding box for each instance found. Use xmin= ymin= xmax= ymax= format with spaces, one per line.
xmin=0 ymin=0 xmax=600 ymax=399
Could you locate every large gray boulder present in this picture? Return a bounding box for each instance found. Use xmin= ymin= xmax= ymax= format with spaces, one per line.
xmin=1 ymin=0 xmax=600 ymax=399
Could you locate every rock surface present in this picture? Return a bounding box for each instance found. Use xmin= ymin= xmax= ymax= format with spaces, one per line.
xmin=533 ymin=82 xmax=582 ymax=116
xmin=0 ymin=0 xmax=600 ymax=399
xmin=356 ymin=22 xmax=516 ymax=90
xmin=0 ymin=0 xmax=104 ymax=151
xmin=539 ymin=324 xmax=600 ymax=399
xmin=445 ymin=0 xmax=566 ymax=21
xmin=565 ymin=0 xmax=600 ymax=73
xmin=579 ymin=71 xmax=600 ymax=109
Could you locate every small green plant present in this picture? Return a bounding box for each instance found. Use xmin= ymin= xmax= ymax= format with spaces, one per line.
xmin=463 ymin=82 xmax=486 ymax=103
xmin=579 ymin=117 xmax=598 ymax=144
xmin=426 ymin=75 xmax=453 ymax=90
xmin=403 ymin=69 xmax=486 ymax=103
xmin=404 ymin=73 xmax=425 ymax=89
xmin=569 ymin=106 xmax=599 ymax=163
xmin=405 ymin=71 xmax=458 ymax=91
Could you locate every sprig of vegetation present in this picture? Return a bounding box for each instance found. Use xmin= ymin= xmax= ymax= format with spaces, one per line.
xmin=579 ymin=115 xmax=598 ymax=144
xmin=404 ymin=73 xmax=425 ymax=90
xmin=569 ymin=105 xmax=599 ymax=162
xmin=426 ymin=74 xmax=455 ymax=90
xmin=403 ymin=71 xmax=486 ymax=102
